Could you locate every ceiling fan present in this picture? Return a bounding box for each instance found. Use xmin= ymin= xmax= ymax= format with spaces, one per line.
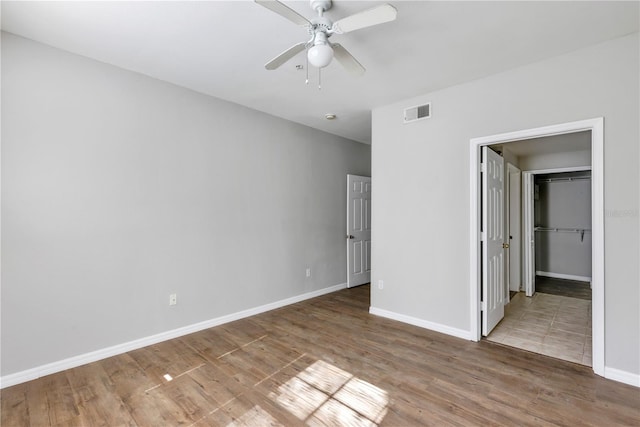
xmin=255 ymin=0 xmax=397 ymax=77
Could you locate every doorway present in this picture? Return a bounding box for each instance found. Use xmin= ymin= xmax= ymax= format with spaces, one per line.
xmin=523 ymin=167 xmax=592 ymax=296
xmin=346 ymin=174 xmax=371 ymax=288
xmin=489 ymin=168 xmax=593 ymax=366
xmin=469 ymin=118 xmax=604 ymax=376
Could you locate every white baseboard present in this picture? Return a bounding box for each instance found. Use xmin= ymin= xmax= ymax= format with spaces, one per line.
xmin=605 ymin=367 xmax=640 ymax=388
xmin=369 ymin=307 xmax=472 ymax=341
xmin=536 ymin=271 xmax=591 ymax=283
xmin=0 ymin=282 xmax=347 ymax=389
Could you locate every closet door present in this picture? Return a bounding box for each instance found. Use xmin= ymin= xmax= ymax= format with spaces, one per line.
xmin=482 ymin=147 xmax=505 ymax=336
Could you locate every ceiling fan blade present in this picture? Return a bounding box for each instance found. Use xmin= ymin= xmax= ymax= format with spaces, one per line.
xmin=255 ymin=0 xmax=310 ymax=26
xmin=265 ymin=42 xmax=307 ymax=70
xmin=331 ymin=44 xmax=365 ymax=76
xmin=331 ymin=4 xmax=397 ymax=34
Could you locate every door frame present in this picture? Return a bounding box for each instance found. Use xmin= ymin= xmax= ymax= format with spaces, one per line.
xmin=522 ymin=171 xmax=536 ymax=297
xmin=469 ymin=117 xmax=604 ymax=376
xmin=506 ymin=163 xmax=522 ymax=296
xmin=522 ymin=165 xmax=592 ymax=297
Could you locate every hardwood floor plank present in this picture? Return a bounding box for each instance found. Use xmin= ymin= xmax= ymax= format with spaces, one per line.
xmin=125 ymin=386 xmax=195 ymax=425
xmin=24 ymin=372 xmax=79 ymax=427
xmin=127 ymin=338 xmax=207 ymax=385
xmin=428 ymin=377 xmax=546 ymax=426
xmin=595 ymin=379 xmax=640 ymax=410
xmin=99 ymin=353 xmax=157 ymax=400
xmin=154 ymin=374 xmax=219 ymax=422
xmin=536 ymin=276 xmax=592 ymax=300
xmin=65 ymin=362 xmax=136 ymax=426
xmin=220 ymin=318 xmax=269 ymax=347
xmin=384 ymin=380 xmax=490 ymax=426
xmin=181 ymin=328 xmax=243 ymax=362
xmin=253 ymin=353 xmax=321 ymax=397
xmin=216 ymin=348 xmax=272 ymax=387
xmin=218 ymin=392 xmax=302 ymax=426
xmin=186 ymin=362 xmax=249 ymax=406
xmin=0 ymin=383 xmax=29 ymax=427
xmin=2 ymin=285 xmax=639 ymax=426
xmin=192 ymin=406 xmax=235 ymax=427
xmin=240 ymin=335 xmax=305 ymax=382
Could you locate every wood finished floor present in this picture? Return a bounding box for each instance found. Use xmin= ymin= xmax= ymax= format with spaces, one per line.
xmin=2 ymin=285 xmax=639 ymax=426
xmin=535 ymin=276 xmax=592 ymax=301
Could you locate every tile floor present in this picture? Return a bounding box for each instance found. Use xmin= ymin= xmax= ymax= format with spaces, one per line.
xmin=486 ymin=292 xmax=592 ymax=366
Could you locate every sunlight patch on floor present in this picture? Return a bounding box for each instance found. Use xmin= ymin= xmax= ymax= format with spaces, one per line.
xmin=269 ymin=360 xmax=389 ymax=425
xmin=226 ymin=405 xmax=282 ymax=427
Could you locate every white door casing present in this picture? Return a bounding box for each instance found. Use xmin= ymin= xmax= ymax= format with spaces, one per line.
xmin=508 ymin=164 xmax=522 ymax=293
xmin=523 ymin=172 xmax=536 ymax=297
xmin=347 ymin=175 xmax=371 ymax=288
xmin=523 ymin=165 xmax=592 ymax=295
xmin=482 ymin=147 xmax=505 ymax=336
xmin=469 ymin=117 xmax=604 ymax=378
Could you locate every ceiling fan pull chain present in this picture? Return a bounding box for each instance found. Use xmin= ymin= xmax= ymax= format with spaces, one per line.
xmin=305 ymin=52 xmax=309 ymax=84
xmin=318 ymin=67 xmax=322 ymax=90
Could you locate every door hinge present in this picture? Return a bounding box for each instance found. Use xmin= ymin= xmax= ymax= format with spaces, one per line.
xmin=480 ymin=162 xmax=486 ymax=173
xmin=480 ymin=231 xmax=486 ymax=242
xmin=480 ymin=301 xmax=486 ymax=312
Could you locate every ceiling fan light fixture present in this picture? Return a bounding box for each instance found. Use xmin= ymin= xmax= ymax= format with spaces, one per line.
xmin=256 ymin=0 xmax=398 ymax=75
xmin=307 ymin=42 xmax=334 ymax=68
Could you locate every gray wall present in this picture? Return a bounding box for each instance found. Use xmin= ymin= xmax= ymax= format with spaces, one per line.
xmin=371 ymin=33 xmax=639 ymax=375
xmin=500 ymin=146 xmax=519 ymax=168
xmin=1 ymin=33 xmax=371 ymax=376
xmin=535 ymin=173 xmax=592 ymax=278
xmin=520 ymin=149 xmax=591 ymax=171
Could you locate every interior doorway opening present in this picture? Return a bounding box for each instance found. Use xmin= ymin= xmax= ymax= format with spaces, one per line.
xmin=469 ymin=118 xmax=604 ymax=376
xmin=487 ymin=166 xmax=593 ymax=366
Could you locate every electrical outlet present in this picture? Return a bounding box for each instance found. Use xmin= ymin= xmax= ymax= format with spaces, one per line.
xmin=169 ymin=294 xmax=177 ymax=306
xmin=306 ymin=268 xmax=311 ymax=278
xmin=378 ymin=280 xmax=384 ymax=290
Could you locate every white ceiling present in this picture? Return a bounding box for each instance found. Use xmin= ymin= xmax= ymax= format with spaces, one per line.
xmin=2 ymin=1 xmax=638 ymax=144
xmin=495 ymin=131 xmax=592 ymax=157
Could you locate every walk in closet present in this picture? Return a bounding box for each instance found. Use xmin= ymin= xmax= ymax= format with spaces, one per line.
xmin=534 ymin=171 xmax=592 ymax=283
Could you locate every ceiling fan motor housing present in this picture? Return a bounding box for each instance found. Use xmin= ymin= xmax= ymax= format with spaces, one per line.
xmin=310 ymin=16 xmax=334 ymax=37
xmin=313 ymin=31 xmax=330 ymax=45
xmin=310 ymin=0 xmax=332 ymax=14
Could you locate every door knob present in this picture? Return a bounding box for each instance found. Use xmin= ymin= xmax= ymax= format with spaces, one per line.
xmin=503 ymin=243 xmax=510 ymax=249
xmin=347 ymin=235 xmax=355 ymax=239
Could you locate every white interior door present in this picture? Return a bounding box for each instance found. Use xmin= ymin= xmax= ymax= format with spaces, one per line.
xmin=347 ymin=175 xmax=371 ymax=288
xmin=482 ymin=147 xmax=505 ymax=336
xmin=508 ymin=164 xmax=522 ymax=292
xmin=522 ymin=172 xmax=536 ymax=297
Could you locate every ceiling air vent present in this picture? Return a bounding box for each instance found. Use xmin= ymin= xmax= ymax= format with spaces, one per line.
xmin=404 ymin=103 xmax=431 ymax=123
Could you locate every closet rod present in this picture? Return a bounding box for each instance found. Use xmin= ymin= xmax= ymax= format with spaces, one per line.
xmin=536 ymin=177 xmax=591 ymax=183
xmin=534 ymin=226 xmax=591 ymax=233
xmin=535 ymin=226 xmax=591 ymax=241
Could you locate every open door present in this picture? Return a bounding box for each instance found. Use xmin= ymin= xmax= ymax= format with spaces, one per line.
xmin=347 ymin=175 xmax=371 ymax=288
xmin=482 ymin=147 xmax=505 ymax=336
xmin=507 ymin=164 xmax=522 ymax=294
xmin=522 ymin=172 xmax=536 ymax=297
